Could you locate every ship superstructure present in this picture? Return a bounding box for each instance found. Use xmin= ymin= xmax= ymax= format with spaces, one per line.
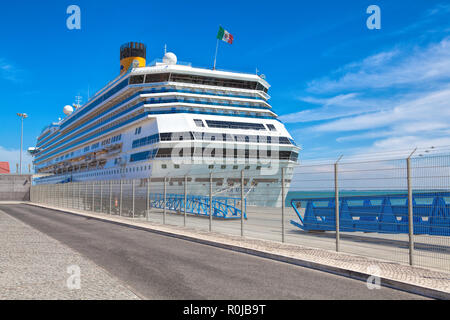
xmin=32 ymin=42 xmax=300 ymax=206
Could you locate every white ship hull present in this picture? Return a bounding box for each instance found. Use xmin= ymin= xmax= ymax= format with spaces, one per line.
xmin=32 ymin=47 xmax=300 ymax=208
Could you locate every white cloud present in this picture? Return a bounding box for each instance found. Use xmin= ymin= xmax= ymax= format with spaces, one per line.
xmin=282 ymin=33 xmax=450 ymax=159
xmin=310 ymin=86 xmax=450 ymax=133
xmin=0 ymin=146 xmax=33 ymax=173
xmin=306 ymin=37 xmax=450 ymax=93
xmin=0 ymin=58 xmax=23 ymax=83
xmin=279 ymin=92 xmax=401 ymax=123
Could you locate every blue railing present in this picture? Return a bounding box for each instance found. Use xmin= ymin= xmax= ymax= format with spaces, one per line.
xmin=146 ymin=98 xmax=269 ymax=110
xmin=37 ymin=88 xmax=268 ymax=148
xmin=150 ymin=193 xmax=247 ymax=219
xmin=290 ymin=192 xmax=450 ymax=236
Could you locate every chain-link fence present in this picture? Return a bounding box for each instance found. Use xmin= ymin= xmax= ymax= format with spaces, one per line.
xmin=30 ymin=152 xmax=450 ymax=272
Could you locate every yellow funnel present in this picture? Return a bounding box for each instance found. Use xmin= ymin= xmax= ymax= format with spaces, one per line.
xmin=120 ymin=42 xmax=146 ymax=75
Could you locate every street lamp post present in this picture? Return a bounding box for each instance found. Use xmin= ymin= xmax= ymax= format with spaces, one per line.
xmin=16 ymin=113 xmax=28 ymax=175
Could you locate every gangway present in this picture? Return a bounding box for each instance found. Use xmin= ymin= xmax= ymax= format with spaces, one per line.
xmin=150 ymin=193 xmax=247 ymax=219
xmin=290 ymin=192 xmax=450 ymax=236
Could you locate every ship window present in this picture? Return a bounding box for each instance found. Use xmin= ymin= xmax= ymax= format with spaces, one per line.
xmin=130 ymin=149 xmax=157 ymax=162
xmin=205 ymin=120 xmax=266 ymax=131
xmin=132 ymin=133 xmax=160 ymax=148
xmin=194 ymin=119 xmax=205 ymax=127
xmin=267 ymin=124 xmax=277 ymax=131
xmin=145 ymin=73 xmax=170 ymax=83
xmin=162 ymin=164 xmax=167 ymax=169
xmin=129 ymin=75 xmax=145 ymax=84
xmin=156 ymin=148 xmax=174 ymax=158
xmin=168 ymin=73 xmax=268 ymax=92
xmin=135 ymin=127 xmax=142 ymax=135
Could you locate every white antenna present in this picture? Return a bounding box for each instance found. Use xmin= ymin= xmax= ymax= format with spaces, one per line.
xmin=164 ymin=44 xmax=167 ymax=55
xmin=74 ymin=95 xmax=82 ymax=108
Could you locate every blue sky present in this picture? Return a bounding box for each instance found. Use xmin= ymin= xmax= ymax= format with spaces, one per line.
xmin=0 ymin=0 xmax=449 ymax=171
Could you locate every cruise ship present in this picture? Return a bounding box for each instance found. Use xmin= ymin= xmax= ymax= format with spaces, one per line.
xmin=31 ymin=42 xmax=300 ymax=206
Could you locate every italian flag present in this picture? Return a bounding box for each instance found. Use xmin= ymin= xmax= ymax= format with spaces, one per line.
xmin=217 ymin=26 xmax=234 ymax=44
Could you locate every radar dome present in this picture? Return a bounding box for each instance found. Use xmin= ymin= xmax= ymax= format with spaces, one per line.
xmin=163 ymin=52 xmax=177 ymax=65
xmin=63 ymin=105 xmax=74 ymax=116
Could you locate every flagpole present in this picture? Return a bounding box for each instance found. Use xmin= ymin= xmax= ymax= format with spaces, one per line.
xmin=213 ymin=39 xmax=219 ymax=70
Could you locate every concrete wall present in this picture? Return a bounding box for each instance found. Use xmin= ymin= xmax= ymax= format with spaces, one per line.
xmin=0 ymin=174 xmax=32 ymax=201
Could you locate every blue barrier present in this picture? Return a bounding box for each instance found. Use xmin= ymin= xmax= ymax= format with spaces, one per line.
xmin=290 ymin=192 xmax=450 ymax=236
xmin=150 ymin=193 xmax=247 ymax=220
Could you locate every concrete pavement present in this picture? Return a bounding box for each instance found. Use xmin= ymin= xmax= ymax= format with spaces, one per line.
xmin=0 ymin=207 xmax=140 ymax=299
xmin=0 ymin=204 xmax=426 ymax=299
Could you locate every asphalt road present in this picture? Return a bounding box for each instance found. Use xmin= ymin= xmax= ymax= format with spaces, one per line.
xmin=0 ymin=204 xmax=427 ymax=300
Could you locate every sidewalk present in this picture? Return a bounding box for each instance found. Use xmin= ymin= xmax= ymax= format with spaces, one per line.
xmin=24 ymin=202 xmax=450 ymax=299
xmin=0 ymin=207 xmax=140 ymax=300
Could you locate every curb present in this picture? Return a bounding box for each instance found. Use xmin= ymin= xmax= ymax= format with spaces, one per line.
xmin=24 ymin=202 xmax=450 ymax=300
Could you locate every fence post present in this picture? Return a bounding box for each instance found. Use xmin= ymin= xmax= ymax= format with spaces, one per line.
xmin=64 ymin=183 xmax=67 ymax=208
xmin=119 ymin=180 xmax=123 ymax=216
xmin=147 ymin=178 xmax=150 ymax=221
xmin=100 ymin=181 xmax=103 ymax=213
xmin=109 ymin=181 xmax=112 ymax=215
xmin=209 ymin=172 xmax=213 ymax=232
xmin=92 ymin=182 xmax=95 ymax=212
xmin=407 ymin=149 xmax=417 ymax=266
xmin=281 ymin=167 xmax=286 ymax=243
xmin=335 ymin=155 xmax=343 ymax=252
xmin=163 ymin=177 xmax=167 ymax=224
xmin=184 ymin=175 xmax=187 ymax=227
xmin=132 ymin=179 xmax=135 ymax=219
xmin=85 ymin=182 xmax=88 ymax=211
xmin=241 ymin=170 xmax=245 ymax=237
